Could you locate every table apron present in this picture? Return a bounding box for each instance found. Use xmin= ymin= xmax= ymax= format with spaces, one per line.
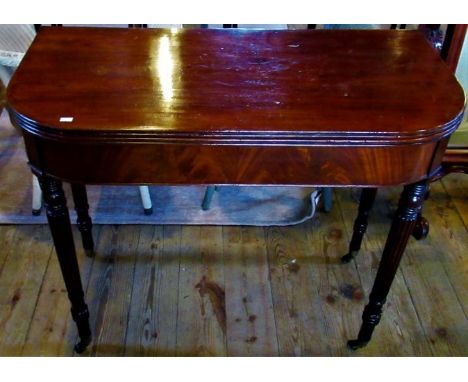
xmin=23 ymin=133 xmax=439 ymax=187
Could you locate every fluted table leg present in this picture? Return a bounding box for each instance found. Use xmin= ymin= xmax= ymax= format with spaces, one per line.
xmin=38 ymin=175 xmax=92 ymax=353
xmin=348 ymin=180 xmax=428 ymax=349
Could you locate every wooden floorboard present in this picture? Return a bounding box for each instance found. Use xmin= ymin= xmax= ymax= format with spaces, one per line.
xmin=442 ymin=174 xmax=468 ymax=228
xmin=0 ymin=176 xmax=466 ymax=356
xmin=176 ymin=226 xmax=226 ymax=356
xmin=125 ymin=226 xmax=180 ymax=356
xmin=224 ymin=226 xmax=278 ymax=356
xmin=265 ymin=223 xmax=332 ymax=356
xmin=0 ymin=226 xmax=53 ymax=355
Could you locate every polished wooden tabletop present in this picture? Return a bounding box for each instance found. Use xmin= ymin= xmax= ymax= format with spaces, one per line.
xmin=6 ymin=26 xmax=467 ymax=353
xmin=7 ymin=27 xmax=465 ymax=145
xmin=7 ymin=27 xmax=466 ymax=187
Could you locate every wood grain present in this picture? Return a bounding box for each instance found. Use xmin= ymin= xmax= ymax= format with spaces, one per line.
xmin=301 ymin=209 xmax=366 ymax=356
xmin=125 ymin=226 xmax=180 ymax=356
xmin=265 ymin=219 xmax=340 ymax=356
xmin=0 ymin=226 xmax=53 ymax=355
xmin=3 ymin=25 xmax=466 ymax=354
xmin=21 ymin=138 xmax=440 ymax=187
xmin=8 ymin=28 xmax=464 ymax=140
xmin=0 ymin=176 xmax=466 ymax=355
xmin=8 ymin=27 xmax=465 ymax=189
xmin=442 ymin=174 xmax=468 ymax=228
xmin=176 ymin=226 xmax=226 ymax=356
xmin=223 ymin=226 xmax=278 ymax=356
xmin=422 ymin=181 xmax=468 ymax=316
xmin=84 ymin=225 xmax=139 ymax=356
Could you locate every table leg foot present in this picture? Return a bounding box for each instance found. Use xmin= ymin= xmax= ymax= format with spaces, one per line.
xmin=347 ymin=339 xmax=368 ymax=350
xmin=349 ymin=298 xmax=383 ymax=348
xmin=144 ymin=206 xmax=153 ymax=215
xmin=71 ymin=304 xmax=92 ymax=354
xmin=341 ymin=250 xmax=359 ymax=264
xmin=74 ymin=335 xmax=92 ymax=354
xmin=84 ymin=249 xmax=95 ymax=258
xmin=32 ymin=207 xmax=42 ymax=216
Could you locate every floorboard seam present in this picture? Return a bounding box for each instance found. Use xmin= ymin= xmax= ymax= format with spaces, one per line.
xmin=122 ymin=226 xmax=141 ymax=354
xmin=173 ymin=226 xmax=182 ymax=355
xmin=440 ymin=179 xmax=468 ymax=231
xmin=20 ymin=242 xmax=54 ymax=355
xmin=262 ymin=226 xmax=281 ymax=356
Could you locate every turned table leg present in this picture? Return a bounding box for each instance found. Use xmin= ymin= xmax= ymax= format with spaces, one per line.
xmin=38 ymin=175 xmax=92 ymax=353
xmin=347 ymin=180 xmax=428 ymax=349
xmin=341 ymin=188 xmax=377 ymax=263
xmin=71 ymin=184 xmax=95 ymax=257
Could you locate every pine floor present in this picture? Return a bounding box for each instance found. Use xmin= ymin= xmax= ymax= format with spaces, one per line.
xmin=0 ymin=177 xmax=466 ymax=356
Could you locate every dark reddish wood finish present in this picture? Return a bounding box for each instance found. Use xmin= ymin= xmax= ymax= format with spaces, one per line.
xmin=6 ymin=27 xmax=466 ymax=352
xmin=18 ymin=133 xmax=440 ymax=187
xmin=10 ymin=28 xmax=462 ymax=138
xmin=38 ymin=175 xmax=91 ymax=353
xmin=348 ymin=180 xmax=429 ymax=349
xmin=443 ymin=150 xmax=468 ymax=164
xmin=7 ymin=27 xmax=465 ymax=187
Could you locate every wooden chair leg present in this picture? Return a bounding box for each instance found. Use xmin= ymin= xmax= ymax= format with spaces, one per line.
xmin=341 ymin=188 xmax=378 ymax=263
xmin=32 ymin=174 xmax=42 ymax=215
xmin=139 ymin=185 xmax=153 ymax=215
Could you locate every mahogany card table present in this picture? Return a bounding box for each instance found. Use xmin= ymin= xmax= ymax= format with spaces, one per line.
xmin=6 ymin=27 xmax=465 ymax=353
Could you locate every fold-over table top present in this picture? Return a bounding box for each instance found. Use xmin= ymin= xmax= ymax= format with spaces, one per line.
xmin=7 ymin=27 xmax=466 ymax=145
